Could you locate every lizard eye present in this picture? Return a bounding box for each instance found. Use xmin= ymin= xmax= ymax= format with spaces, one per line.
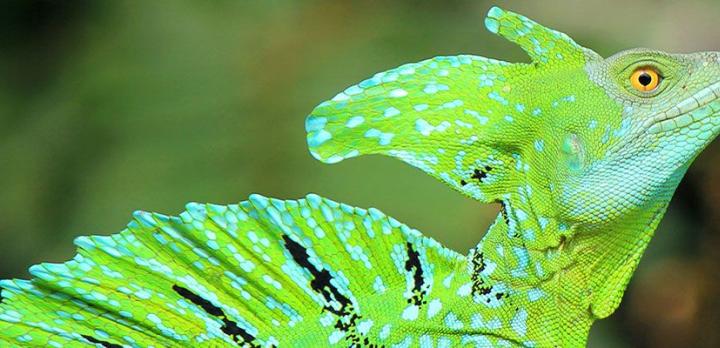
xmin=630 ymin=66 xmax=661 ymax=92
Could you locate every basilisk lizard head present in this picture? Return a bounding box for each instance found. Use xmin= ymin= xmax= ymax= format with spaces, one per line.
xmin=306 ymin=6 xmax=720 ymax=318
xmin=560 ymin=48 xmax=720 ymax=225
xmin=306 ymin=7 xmax=720 ymax=229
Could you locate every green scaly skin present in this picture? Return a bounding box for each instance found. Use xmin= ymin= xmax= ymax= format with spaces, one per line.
xmin=1 ymin=6 xmax=719 ymax=347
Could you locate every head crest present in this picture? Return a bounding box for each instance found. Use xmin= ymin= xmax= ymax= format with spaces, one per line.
xmin=485 ymin=7 xmax=585 ymax=66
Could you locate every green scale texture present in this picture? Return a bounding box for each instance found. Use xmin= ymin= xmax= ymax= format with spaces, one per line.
xmin=3 ymin=6 xmax=720 ymax=347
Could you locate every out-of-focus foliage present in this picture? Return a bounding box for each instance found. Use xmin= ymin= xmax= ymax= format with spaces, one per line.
xmin=1 ymin=1 xmax=718 ymax=347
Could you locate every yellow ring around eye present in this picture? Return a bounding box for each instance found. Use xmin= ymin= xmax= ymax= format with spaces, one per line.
xmin=631 ymin=67 xmax=661 ymax=92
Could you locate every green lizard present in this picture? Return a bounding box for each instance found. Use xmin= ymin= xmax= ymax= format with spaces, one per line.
xmin=1 ymin=6 xmax=717 ymax=347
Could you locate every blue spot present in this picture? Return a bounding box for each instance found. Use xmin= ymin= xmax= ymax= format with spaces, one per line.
xmin=444 ymin=312 xmax=464 ymax=329
xmin=384 ymin=107 xmax=401 ymax=118
xmin=305 ymin=116 xmax=327 ymax=132
xmin=364 ymin=129 xmax=380 ymax=138
xmin=488 ymin=91 xmax=509 ymax=105
xmin=344 ymin=85 xmax=364 ymax=96
xmin=414 ymin=104 xmax=429 ymax=111
xmin=346 ymin=116 xmax=364 ymax=128
xmin=441 ymin=99 xmax=464 ymax=109
xmin=511 ymin=309 xmax=528 ymax=337
xmin=308 ymin=130 xmax=332 ymax=147
xmin=534 ymin=139 xmax=544 ymax=152
xmin=415 ymin=119 xmax=433 ymax=136
xmin=423 ymin=83 xmax=449 ymax=94
xmin=390 ymin=89 xmax=408 ymax=98
xmin=511 ymin=247 xmax=530 ymax=278
xmin=359 ymin=76 xmax=381 ymax=88
xmin=364 ymin=128 xmax=394 ymax=145
xmin=528 ymin=288 xmax=545 ymax=302
xmin=523 ymin=229 xmax=535 ymax=241
xmin=485 ymin=7 xmax=503 ymax=33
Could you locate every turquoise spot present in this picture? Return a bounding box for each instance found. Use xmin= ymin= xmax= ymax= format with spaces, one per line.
xmin=523 ymin=229 xmax=535 ymax=241
xmin=384 ymin=107 xmax=401 ymax=117
xmin=308 ymin=130 xmax=332 ymax=147
xmin=415 ymin=119 xmax=433 ymax=136
xmin=486 ymin=317 xmax=502 ymax=330
xmin=359 ymin=76 xmax=381 ymax=88
xmin=423 ymin=83 xmax=449 ymax=94
xmin=478 ymin=74 xmax=495 ymax=87
xmin=346 ymin=116 xmax=364 ymax=128
xmin=414 ymin=104 xmax=429 ymax=111
xmin=390 ymin=89 xmax=408 ymax=98
xmin=420 ymin=335 xmax=433 ymax=348
xmin=511 ymin=308 xmax=528 ymax=337
xmin=344 ymin=85 xmax=363 ymax=96
xmin=471 ymin=313 xmax=484 ymax=329
xmin=511 ymin=247 xmax=530 ymax=278
xmin=485 ymin=8 xmax=503 ymax=33
xmin=401 ymin=305 xmax=419 ymax=320
xmin=488 ymin=91 xmax=509 ymax=105
xmin=364 ymin=128 xmax=394 ymax=145
xmin=441 ymin=99 xmax=463 ymax=109
xmin=423 ymin=84 xmax=438 ymax=94
xmin=528 ymin=288 xmax=545 ymax=302
xmin=379 ymin=324 xmax=391 ymax=340
xmin=379 ymin=134 xmax=394 ymax=145
xmin=444 ymin=312 xmax=464 ymax=329
xmin=398 ymin=65 xmax=416 ymax=75
xmin=515 ymin=209 xmax=528 ymax=221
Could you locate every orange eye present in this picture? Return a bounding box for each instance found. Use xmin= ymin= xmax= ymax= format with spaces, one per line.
xmin=630 ymin=67 xmax=661 ymax=92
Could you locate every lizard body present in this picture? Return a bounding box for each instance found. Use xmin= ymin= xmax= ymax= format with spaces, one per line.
xmin=1 ymin=7 xmax=719 ymax=347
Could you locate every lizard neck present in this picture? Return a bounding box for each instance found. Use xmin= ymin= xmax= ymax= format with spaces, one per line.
xmin=454 ymin=185 xmax=673 ymax=346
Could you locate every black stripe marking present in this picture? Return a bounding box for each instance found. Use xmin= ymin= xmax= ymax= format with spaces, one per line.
xmin=172 ymin=284 xmax=259 ymax=347
xmin=282 ymin=234 xmax=352 ymax=315
xmin=404 ymin=242 xmax=426 ymax=306
xmin=283 ymin=234 xmax=382 ymax=348
xmin=471 ymin=250 xmax=490 ymax=297
xmin=499 ymin=200 xmax=511 ymax=225
xmin=81 ymin=335 xmax=123 ymax=348
xmin=0 ymin=286 xmax=4 ymax=304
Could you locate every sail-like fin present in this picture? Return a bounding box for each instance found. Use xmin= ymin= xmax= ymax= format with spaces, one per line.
xmin=0 ymin=194 xmax=465 ymax=347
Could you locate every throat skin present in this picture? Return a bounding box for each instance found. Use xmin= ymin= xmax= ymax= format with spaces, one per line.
xmin=449 ymin=170 xmax=684 ymax=346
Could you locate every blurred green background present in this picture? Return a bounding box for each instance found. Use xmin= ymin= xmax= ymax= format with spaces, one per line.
xmin=1 ymin=1 xmax=719 ymax=347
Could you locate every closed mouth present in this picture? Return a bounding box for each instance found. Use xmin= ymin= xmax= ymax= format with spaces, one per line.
xmin=646 ymin=80 xmax=720 ymax=133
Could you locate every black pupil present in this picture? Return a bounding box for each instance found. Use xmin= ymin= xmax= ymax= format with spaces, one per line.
xmin=638 ymin=72 xmax=653 ymax=86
